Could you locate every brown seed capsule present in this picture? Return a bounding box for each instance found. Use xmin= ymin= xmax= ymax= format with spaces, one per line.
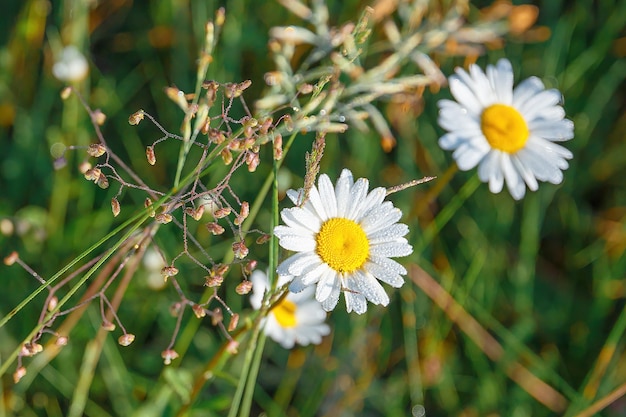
xmin=4 ymin=251 xmax=18 ymax=266
xmin=205 ymin=274 xmax=224 ymax=287
xmin=192 ymin=205 xmax=205 ymax=221
xmin=235 ymin=280 xmax=253 ymax=295
xmin=84 ymin=167 xmax=101 ymax=181
xmin=255 ymin=234 xmax=271 ymax=245
xmin=192 ymin=304 xmax=206 ymax=319
xmin=244 ymin=259 xmax=257 ymax=275
xmin=220 ymin=148 xmax=233 ymax=165
xmin=93 ymin=109 xmax=107 ymax=126
xmin=47 ymin=295 xmax=58 ymax=311
xmin=161 ymin=266 xmax=179 ymax=278
xmin=146 ymin=146 xmax=156 ymax=165
xmin=246 ymin=152 xmax=260 ymax=172
xmin=211 ymin=307 xmax=223 ymax=326
xmin=144 ymin=198 xmax=155 ymax=217
xmin=96 ymin=173 xmax=109 ymax=189
xmin=78 ymin=161 xmax=92 ymax=174
xmin=206 ymin=222 xmax=225 ymax=235
xmin=102 ymin=321 xmax=116 ymax=332
xmin=232 ymin=241 xmax=249 ymax=260
xmin=56 ymin=335 xmax=69 ymax=346
xmin=118 ymin=333 xmax=135 ymax=347
xmin=213 ymin=207 xmax=231 ymax=219
xmin=228 ymin=313 xmax=239 ymax=332
xmin=273 ymin=133 xmax=283 ymax=160
xmin=87 ymin=143 xmax=106 ymax=157
xmin=128 ymin=109 xmax=145 ymax=125
xmin=13 ymin=366 xmax=27 ymax=383
xmin=155 ymin=213 xmax=173 ymax=224
xmin=226 ymin=340 xmax=239 ymax=354
xmin=111 ymin=198 xmax=121 ymax=217
xmin=169 ymin=302 xmax=183 ymax=317
xmin=161 ymin=349 xmax=179 ymax=365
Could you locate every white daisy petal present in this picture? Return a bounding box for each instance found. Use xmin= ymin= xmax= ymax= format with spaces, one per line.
xmin=437 ymin=59 xmax=574 ymax=199
xmin=286 ymin=188 xmax=304 ymax=205
xmin=275 ymin=169 xmax=411 ymax=313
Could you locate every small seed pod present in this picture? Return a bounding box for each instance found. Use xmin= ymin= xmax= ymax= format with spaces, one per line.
xmin=87 ymin=143 xmax=106 ymax=157
xmin=111 ymin=198 xmax=121 ymax=217
xmin=232 ymin=241 xmax=249 ymax=260
xmin=146 ymin=146 xmax=156 ymax=165
xmin=47 ymin=295 xmax=58 ymax=311
xmin=118 ymin=333 xmax=135 ymax=347
xmin=220 ymin=148 xmax=233 ymax=165
xmin=192 ymin=205 xmax=205 ymax=221
xmin=273 ymin=133 xmax=283 ymax=160
xmin=246 ymin=152 xmax=260 ymax=172
xmin=235 ymin=280 xmax=253 ymax=295
xmin=205 ymin=274 xmax=224 ymax=287
xmin=161 ymin=349 xmax=179 ymax=365
xmin=155 ymin=213 xmax=173 ymax=224
xmin=144 ymin=198 xmax=155 ymax=217
xmin=13 ymin=367 xmax=27 ymax=384
xmin=78 ymin=161 xmax=92 ymax=174
xmin=226 ymin=340 xmax=239 ymax=354
xmin=192 ymin=304 xmax=206 ymax=319
xmin=93 ymin=109 xmax=107 ymax=126
xmin=60 ymin=87 xmax=72 ymax=100
xmin=228 ymin=314 xmax=239 ymax=332
xmin=211 ymin=307 xmax=223 ymax=326
xmin=56 ymin=335 xmax=69 ymax=346
xmin=255 ymin=234 xmax=271 ymax=245
xmin=244 ymin=260 xmax=257 ymax=275
xmin=4 ymin=251 xmax=18 ymax=266
xmin=102 ymin=321 xmax=116 ymax=332
xmin=84 ymin=167 xmax=101 ymax=181
xmin=96 ymin=173 xmax=109 ymax=189
xmin=206 ymin=222 xmax=225 ymax=235
xmin=161 ymin=266 xmax=179 ymax=279
xmin=128 ymin=109 xmax=145 ymax=125
xmin=213 ymin=207 xmax=231 ymax=219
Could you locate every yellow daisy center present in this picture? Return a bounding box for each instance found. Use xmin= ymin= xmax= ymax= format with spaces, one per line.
xmin=480 ymin=104 xmax=529 ymax=154
xmin=316 ymin=217 xmax=369 ymax=273
xmin=272 ymin=299 xmax=297 ymax=328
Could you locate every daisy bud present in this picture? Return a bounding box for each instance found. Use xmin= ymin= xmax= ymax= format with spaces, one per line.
xmin=232 ymin=241 xmax=249 ymax=259
xmin=4 ymin=251 xmax=18 ymax=266
xmin=102 ymin=321 xmax=116 ymax=331
xmin=13 ymin=367 xmax=27 ymax=383
xmin=60 ymin=86 xmax=72 ymax=100
xmin=92 ymin=109 xmax=107 ymax=126
xmin=192 ymin=304 xmax=207 ymax=319
xmin=118 ymin=333 xmax=135 ymax=347
xmin=96 ymin=173 xmax=109 ymax=189
xmin=111 ymin=198 xmax=121 ymax=217
xmin=161 ymin=349 xmax=179 ymax=365
xmin=211 ymin=308 xmax=223 ymax=326
xmin=145 ymin=198 xmax=155 ymax=217
xmin=220 ymin=148 xmax=233 ymax=165
xmin=155 ymin=213 xmax=173 ymax=224
xmin=161 ymin=266 xmax=179 ymax=280
xmin=146 ymin=146 xmax=156 ymax=165
xmin=244 ymin=260 xmax=257 ymax=275
xmin=206 ymin=222 xmax=225 ymax=235
xmin=273 ymin=133 xmax=283 ymax=160
xmin=235 ymin=280 xmax=253 ymax=295
xmin=87 ymin=143 xmax=106 ymax=157
xmin=78 ymin=161 xmax=92 ymax=174
xmin=228 ymin=314 xmax=239 ymax=332
xmin=56 ymin=335 xmax=69 ymax=346
xmin=213 ymin=207 xmax=231 ymax=219
xmin=226 ymin=340 xmax=239 ymax=354
xmin=128 ymin=110 xmax=144 ymax=125
xmin=47 ymin=296 xmax=58 ymax=311
xmin=255 ymin=234 xmax=271 ymax=245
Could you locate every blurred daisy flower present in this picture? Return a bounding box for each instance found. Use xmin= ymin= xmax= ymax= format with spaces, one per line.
xmin=250 ymin=270 xmax=330 ymax=349
xmin=274 ymin=169 xmax=413 ymax=314
xmin=437 ymin=58 xmax=574 ymax=200
xmin=52 ymin=46 xmax=89 ymax=82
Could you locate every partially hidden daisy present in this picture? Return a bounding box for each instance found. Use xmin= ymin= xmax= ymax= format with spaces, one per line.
xmin=274 ymin=168 xmax=413 ymax=314
xmin=250 ymin=270 xmax=330 ymax=349
xmin=437 ymin=58 xmax=574 ymax=200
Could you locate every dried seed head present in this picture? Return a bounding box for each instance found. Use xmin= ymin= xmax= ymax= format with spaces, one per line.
xmin=206 ymin=222 xmax=225 ymax=235
xmin=232 ymin=241 xmax=249 ymax=260
xmin=208 ymin=128 xmax=225 ymax=144
xmin=128 ymin=110 xmax=145 ymax=125
xmin=102 ymin=321 xmax=116 ymax=331
xmin=111 ymin=198 xmax=121 ymax=217
xmin=47 ymin=296 xmax=58 ymax=312
xmin=78 ymin=161 xmax=92 ymax=174
xmin=235 ymin=280 xmax=253 ymax=295
xmin=146 ymin=146 xmax=156 ymax=165
xmin=259 ymin=116 xmax=273 ymax=134
xmin=238 ymin=200 xmax=249 ymax=219
xmin=246 ymin=152 xmax=260 ymax=172
xmin=255 ymin=234 xmax=271 ymax=245
xmin=220 ymin=148 xmax=233 ymax=165
xmin=192 ymin=304 xmax=207 ymax=319
xmin=244 ymin=259 xmax=257 ymax=275
xmin=205 ymin=274 xmax=224 ymax=287
xmin=155 ymin=213 xmax=173 ymax=224
xmin=93 ymin=109 xmax=107 ymax=126
xmin=213 ymin=207 xmax=231 ymax=219
xmin=56 ymin=335 xmax=69 ymax=346
xmin=228 ymin=313 xmax=239 ymax=332
xmin=87 ymin=143 xmax=106 ymax=157
xmin=4 ymin=251 xmax=18 ymax=266
xmin=192 ymin=205 xmax=205 ymax=221
xmin=226 ymin=340 xmax=239 ymax=354
xmin=161 ymin=266 xmax=179 ymax=279
xmin=118 ymin=333 xmax=135 ymax=347
xmin=60 ymin=87 xmax=72 ymax=100
xmin=161 ymin=349 xmax=179 ymax=365
xmin=13 ymin=367 xmax=27 ymax=383
xmin=21 ymin=342 xmax=43 ymax=357
xmin=211 ymin=307 xmax=223 ymax=326
xmin=273 ymin=133 xmax=283 ymax=160
xmin=214 ymin=263 xmax=230 ymax=276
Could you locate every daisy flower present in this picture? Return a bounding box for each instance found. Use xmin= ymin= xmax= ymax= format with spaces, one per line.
xmin=250 ymin=270 xmax=330 ymax=349
xmin=437 ymin=58 xmax=574 ymax=200
xmin=52 ymin=46 xmax=89 ymax=83
xmin=274 ymin=169 xmax=413 ymax=314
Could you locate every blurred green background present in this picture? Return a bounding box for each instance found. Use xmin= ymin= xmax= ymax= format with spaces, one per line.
xmin=1 ymin=0 xmax=625 ymax=416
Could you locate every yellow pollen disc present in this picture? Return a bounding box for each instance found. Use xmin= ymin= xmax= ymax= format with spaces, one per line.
xmin=480 ymin=104 xmax=529 ymax=154
xmin=272 ymin=299 xmax=297 ymax=328
xmin=316 ymin=217 xmax=369 ymax=273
